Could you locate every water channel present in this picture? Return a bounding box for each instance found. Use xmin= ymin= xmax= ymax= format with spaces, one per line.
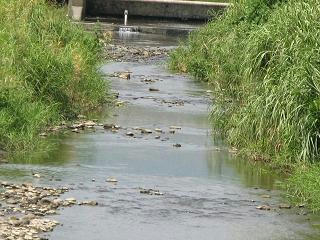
xmin=1 ymin=28 xmax=320 ymax=240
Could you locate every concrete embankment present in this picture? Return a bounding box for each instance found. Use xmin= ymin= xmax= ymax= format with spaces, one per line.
xmin=78 ymin=20 xmax=200 ymax=36
xmin=69 ymin=0 xmax=229 ymax=21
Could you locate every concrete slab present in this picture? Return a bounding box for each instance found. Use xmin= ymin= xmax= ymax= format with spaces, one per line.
xmin=86 ymin=0 xmax=229 ymax=20
xmin=68 ymin=0 xmax=86 ymax=20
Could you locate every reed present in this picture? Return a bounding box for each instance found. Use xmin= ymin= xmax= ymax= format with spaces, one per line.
xmin=0 ymin=0 xmax=109 ymax=152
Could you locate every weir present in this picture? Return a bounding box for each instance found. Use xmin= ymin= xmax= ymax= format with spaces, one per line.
xmin=68 ymin=0 xmax=229 ymax=21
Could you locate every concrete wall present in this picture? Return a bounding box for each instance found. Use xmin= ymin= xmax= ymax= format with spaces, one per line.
xmin=86 ymin=0 xmax=228 ymax=20
xmin=68 ymin=0 xmax=86 ymax=21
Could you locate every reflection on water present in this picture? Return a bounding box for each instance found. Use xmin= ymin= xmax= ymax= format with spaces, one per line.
xmin=206 ymin=152 xmax=280 ymax=189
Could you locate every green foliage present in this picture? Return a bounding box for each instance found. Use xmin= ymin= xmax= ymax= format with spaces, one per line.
xmin=170 ymin=0 xmax=320 ymax=164
xmin=287 ymin=165 xmax=320 ymax=211
xmin=170 ymin=0 xmax=320 ymax=209
xmin=0 ymin=0 xmax=109 ymax=151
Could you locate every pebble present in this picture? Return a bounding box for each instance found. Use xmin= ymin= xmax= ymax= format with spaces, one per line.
xmin=149 ymin=88 xmax=159 ymax=92
xmin=160 ymin=99 xmax=185 ymax=107
xmin=104 ymin=124 xmax=120 ymax=130
xmin=115 ymin=100 xmax=126 ymax=107
xmin=154 ymin=128 xmax=163 ymax=133
xmin=141 ymin=129 xmax=152 ymax=134
xmin=229 ymin=147 xmax=238 ymax=154
xmin=79 ymin=200 xmax=98 ymax=206
xmin=161 ymin=137 xmax=170 ymax=142
xmin=65 ymin=198 xmax=77 ymax=204
xmin=84 ymin=120 xmax=96 ymax=127
xmin=170 ymin=126 xmax=182 ymax=130
xmin=141 ymin=78 xmax=156 ymax=83
xmin=0 ymin=182 xmax=97 ymax=240
xmin=173 ymin=144 xmax=182 ymax=148
xmin=256 ymin=205 xmax=271 ymax=211
xmin=279 ymin=204 xmax=291 ymax=209
xmin=261 ymin=194 xmax=271 ymax=198
xmin=139 ymin=188 xmax=163 ymax=196
xmin=106 ymin=177 xmax=118 ymax=183
xmin=118 ymin=72 xmax=131 ymax=80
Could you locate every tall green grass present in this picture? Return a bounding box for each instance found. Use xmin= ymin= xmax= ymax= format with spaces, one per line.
xmin=0 ymin=0 xmax=109 ymax=152
xmin=286 ymin=165 xmax=320 ymax=211
xmin=170 ymin=0 xmax=320 ymax=210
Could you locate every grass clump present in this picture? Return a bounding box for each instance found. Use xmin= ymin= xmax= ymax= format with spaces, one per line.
xmin=287 ymin=165 xmax=320 ymax=211
xmin=0 ymin=0 xmax=109 ymax=152
xmin=170 ymin=0 xmax=320 ymax=210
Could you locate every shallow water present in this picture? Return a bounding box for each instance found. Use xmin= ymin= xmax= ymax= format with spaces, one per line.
xmin=1 ymin=32 xmax=320 ymax=240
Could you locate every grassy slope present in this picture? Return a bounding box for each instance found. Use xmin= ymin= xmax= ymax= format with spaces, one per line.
xmin=0 ymin=0 xmax=109 ymax=153
xmin=170 ymin=0 xmax=320 ymax=211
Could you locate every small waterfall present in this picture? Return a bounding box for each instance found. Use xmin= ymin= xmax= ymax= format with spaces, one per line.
xmin=124 ymin=10 xmax=128 ymax=26
xmin=119 ymin=27 xmax=135 ymax=32
xmin=118 ymin=9 xmax=139 ymax=37
xmin=118 ymin=26 xmax=139 ymax=40
xmin=119 ymin=10 xmax=134 ymax=33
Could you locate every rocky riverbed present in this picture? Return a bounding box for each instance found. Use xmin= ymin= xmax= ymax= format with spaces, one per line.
xmin=104 ymin=44 xmax=169 ymax=62
xmin=0 ymin=182 xmax=98 ymax=240
xmin=0 ymin=38 xmax=179 ymax=240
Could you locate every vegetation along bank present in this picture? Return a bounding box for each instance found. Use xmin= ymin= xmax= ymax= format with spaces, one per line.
xmin=0 ymin=0 xmax=109 ymax=155
xmin=170 ymin=0 xmax=320 ymax=211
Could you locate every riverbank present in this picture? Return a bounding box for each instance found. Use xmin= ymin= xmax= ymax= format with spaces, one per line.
xmin=0 ymin=0 xmax=110 ymax=157
xmin=170 ymin=0 xmax=320 ymax=211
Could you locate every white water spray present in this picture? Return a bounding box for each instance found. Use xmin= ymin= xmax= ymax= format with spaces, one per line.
xmin=124 ymin=10 xmax=128 ymax=26
xmin=119 ymin=9 xmax=138 ymax=37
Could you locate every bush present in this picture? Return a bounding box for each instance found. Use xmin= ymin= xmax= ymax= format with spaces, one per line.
xmin=0 ymin=0 xmax=108 ymax=151
xmin=287 ymin=165 xmax=320 ymax=211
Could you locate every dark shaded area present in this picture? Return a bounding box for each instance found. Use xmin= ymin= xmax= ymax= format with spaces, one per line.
xmin=47 ymin=0 xmax=69 ymax=5
xmin=85 ymin=0 xmax=226 ymax=21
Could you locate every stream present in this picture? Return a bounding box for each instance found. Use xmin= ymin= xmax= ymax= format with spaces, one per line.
xmin=1 ymin=30 xmax=320 ymax=240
